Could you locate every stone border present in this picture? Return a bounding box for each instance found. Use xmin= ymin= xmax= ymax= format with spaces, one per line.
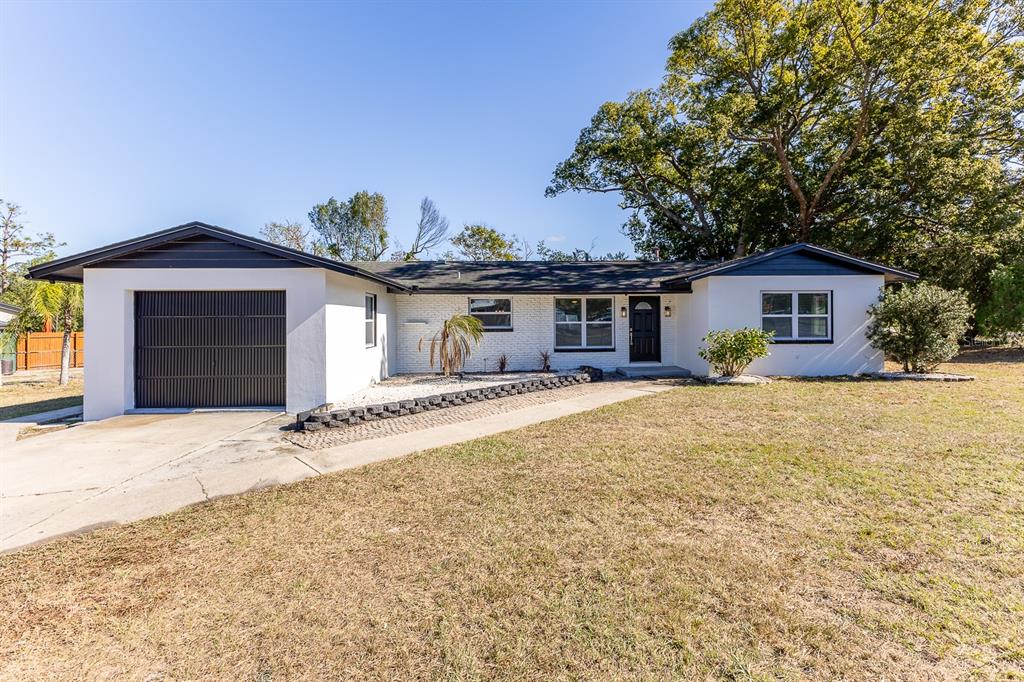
xmin=296 ymin=372 xmax=592 ymax=432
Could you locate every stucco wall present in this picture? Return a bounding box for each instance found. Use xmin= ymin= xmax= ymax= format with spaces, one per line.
xmin=695 ymin=274 xmax=884 ymax=376
xmin=393 ymin=293 xmax=684 ymax=373
xmin=324 ymin=272 xmax=395 ymax=403
xmin=82 ymin=267 xmax=328 ymax=419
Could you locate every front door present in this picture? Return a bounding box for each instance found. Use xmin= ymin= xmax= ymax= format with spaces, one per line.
xmin=629 ymin=296 xmax=660 ymax=362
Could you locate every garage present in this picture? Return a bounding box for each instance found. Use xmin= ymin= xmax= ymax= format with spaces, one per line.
xmin=134 ymin=290 xmax=286 ymax=408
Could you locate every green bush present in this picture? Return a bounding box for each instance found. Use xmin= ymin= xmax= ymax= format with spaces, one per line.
xmin=867 ymin=283 xmax=973 ymax=372
xmin=978 ymin=262 xmax=1024 ymax=341
xmin=698 ymin=328 xmax=773 ymax=376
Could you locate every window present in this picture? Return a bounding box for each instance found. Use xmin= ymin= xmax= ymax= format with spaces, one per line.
xmin=555 ymin=297 xmax=614 ymax=349
xmin=364 ymin=294 xmax=376 ymax=347
xmin=468 ymin=298 xmax=512 ymax=330
xmin=761 ymin=291 xmax=831 ymax=341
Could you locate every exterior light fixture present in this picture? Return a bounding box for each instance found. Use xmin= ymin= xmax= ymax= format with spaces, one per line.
xmin=620 ymin=305 xmax=628 ymax=318
xmin=664 ymin=305 xmax=672 ymax=317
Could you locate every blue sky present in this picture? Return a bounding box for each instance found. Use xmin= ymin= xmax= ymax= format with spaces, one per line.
xmin=2 ymin=1 xmax=712 ymax=258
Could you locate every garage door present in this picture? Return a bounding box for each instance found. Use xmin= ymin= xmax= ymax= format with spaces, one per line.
xmin=134 ymin=291 xmax=286 ymax=408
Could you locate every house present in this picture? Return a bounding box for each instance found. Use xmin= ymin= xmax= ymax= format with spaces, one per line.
xmin=0 ymin=302 xmax=20 ymax=329
xmin=28 ymin=221 xmax=917 ymax=420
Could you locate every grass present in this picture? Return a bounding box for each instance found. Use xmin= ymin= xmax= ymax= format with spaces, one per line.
xmin=0 ymin=369 xmax=83 ymax=421
xmin=1 ymin=350 xmax=1022 ymax=679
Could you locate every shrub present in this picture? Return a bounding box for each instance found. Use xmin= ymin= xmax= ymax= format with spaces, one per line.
xmin=698 ymin=328 xmax=773 ymax=376
xmin=539 ymin=350 xmax=552 ymax=372
xmin=496 ymin=353 xmax=510 ymax=373
xmin=867 ymin=283 xmax=973 ymax=372
xmin=978 ymin=262 xmax=1024 ymax=341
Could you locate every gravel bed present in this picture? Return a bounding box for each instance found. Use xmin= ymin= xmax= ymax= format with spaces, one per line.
xmin=328 ymin=372 xmax=559 ymax=409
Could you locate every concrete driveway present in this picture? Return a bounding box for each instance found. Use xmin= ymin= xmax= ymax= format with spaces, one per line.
xmin=1 ymin=379 xmax=675 ymax=553
xmin=1 ymin=411 xmax=309 ymax=552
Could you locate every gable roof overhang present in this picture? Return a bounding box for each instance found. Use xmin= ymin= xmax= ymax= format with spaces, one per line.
xmin=26 ymin=221 xmax=411 ymax=291
xmin=662 ymin=243 xmax=919 ymax=285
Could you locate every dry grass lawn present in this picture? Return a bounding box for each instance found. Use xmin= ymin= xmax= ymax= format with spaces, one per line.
xmin=1 ymin=350 xmax=1022 ymax=680
xmin=0 ymin=368 xmax=83 ymax=420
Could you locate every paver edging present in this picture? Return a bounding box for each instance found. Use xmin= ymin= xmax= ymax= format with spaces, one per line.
xmin=296 ymin=372 xmax=592 ymax=431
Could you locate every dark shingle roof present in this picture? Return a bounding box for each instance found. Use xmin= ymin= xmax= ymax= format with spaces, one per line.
xmin=351 ymin=260 xmax=714 ymax=293
xmin=662 ymin=243 xmax=918 ymax=283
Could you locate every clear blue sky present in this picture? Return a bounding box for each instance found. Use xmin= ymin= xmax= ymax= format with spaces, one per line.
xmin=2 ymin=1 xmax=712 ymax=258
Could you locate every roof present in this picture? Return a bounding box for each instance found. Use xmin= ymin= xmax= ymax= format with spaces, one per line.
xmin=663 ymin=243 xmax=918 ymax=284
xmin=352 ymin=259 xmax=715 ymax=293
xmin=0 ymin=302 xmax=20 ymax=315
xmin=27 ymin=222 xmax=410 ymax=291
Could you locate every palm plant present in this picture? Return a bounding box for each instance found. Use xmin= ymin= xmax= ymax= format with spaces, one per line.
xmin=418 ymin=313 xmax=484 ymax=377
xmin=2 ymin=279 xmax=83 ymax=385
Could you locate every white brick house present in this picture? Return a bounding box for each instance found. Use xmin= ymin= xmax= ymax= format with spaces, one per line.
xmin=30 ymin=222 xmax=917 ymax=420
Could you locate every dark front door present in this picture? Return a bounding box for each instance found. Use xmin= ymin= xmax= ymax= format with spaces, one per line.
xmin=629 ymin=296 xmax=660 ymax=362
xmin=134 ymin=290 xmax=286 ymax=408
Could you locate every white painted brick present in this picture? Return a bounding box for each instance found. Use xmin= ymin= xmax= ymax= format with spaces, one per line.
xmin=394 ymin=293 xmax=685 ymax=373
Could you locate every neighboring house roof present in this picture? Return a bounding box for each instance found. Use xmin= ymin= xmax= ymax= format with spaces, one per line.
xmin=352 ymin=259 xmax=716 ymax=293
xmin=0 ymin=302 xmax=21 ymax=315
xmin=662 ymin=243 xmax=918 ymax=284
xmin=26 ymin=221 xmax=411 ymax=291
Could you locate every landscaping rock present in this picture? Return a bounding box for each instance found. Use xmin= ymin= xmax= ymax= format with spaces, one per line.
xmin=699 ymin=374 xmax=772 ymax=385
xmin=330 ymin=409 xmax=351 ymax=420
xmin=303 ymin=421 xmax=325 ymax=432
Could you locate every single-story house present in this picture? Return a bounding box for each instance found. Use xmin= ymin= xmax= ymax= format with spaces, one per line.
xmin=29 ymin=221 xmax=917 ymax=420
xmin=0 ymin=302 xmax=20 ymax=329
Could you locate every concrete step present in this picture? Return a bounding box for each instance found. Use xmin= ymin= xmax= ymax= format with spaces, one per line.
xmin=615 ymin=365 xmax=692 ymax=379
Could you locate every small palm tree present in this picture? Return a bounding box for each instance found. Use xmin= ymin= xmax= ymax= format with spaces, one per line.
xmin=2 ymin=279 xmax=83 ymax=385
xmin=418 ymin=313 xmax=484 ymax=376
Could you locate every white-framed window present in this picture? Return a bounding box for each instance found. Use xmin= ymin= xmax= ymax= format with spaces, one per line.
xmin=554 ymin=297 xmax=614 ymax=349
xmin=365 ymin=293 xmax=377 ymax=347
xmin=468 ymin=298 xmax=512 ymax=331
xmin=761 ymin=291 xmax=831 ymax=341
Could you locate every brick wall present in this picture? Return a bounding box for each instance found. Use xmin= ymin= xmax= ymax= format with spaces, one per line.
xmin=395 ymin=293 xmax=684 ymax=373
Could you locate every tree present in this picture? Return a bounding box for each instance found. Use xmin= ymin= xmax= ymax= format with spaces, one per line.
xmin=536 ymin=239 xmax=629 ymax=261
xmin=2 ymin=279 xmax=83 ymax=385
xmin=418 ymin=313 xmax=484 ymax=376
xmin=260 ymin=220 xmax=324 ymax=255
xmin=867 ymin=283 xmax=973 ymax=373
xmin=0 ymin=200 xmax=59 ymax=297
xmin=978 ymin=262 xmax=1024 ymax=340
xmin=308 ymin=191 xmax=389 ymax=261
xmin=395 ymin=197 xmax=449 ymax=261
xmin=548 ymin=0 xmax=1024 ymax=312
xmin=450 ymin=224 xmax=521 ymax=260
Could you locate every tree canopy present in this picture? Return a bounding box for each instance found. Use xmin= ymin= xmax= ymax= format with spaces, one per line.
xmin=548 ymin=0 xmax=1024 ymax=312
xmin=308 ymin=191 xmax=389 ymax=261
xmin=450 ymin=224 xmax=523 ymax=260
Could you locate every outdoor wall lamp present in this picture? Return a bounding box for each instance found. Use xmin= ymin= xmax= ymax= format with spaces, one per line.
xmin=664 ymin=305 xmax=672 ymax=317
xmin=620 ymin=305 xmax=628 ymax=318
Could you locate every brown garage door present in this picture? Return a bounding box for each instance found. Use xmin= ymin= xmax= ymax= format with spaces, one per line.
xmin=134 ymin=291 xmax=285 ymax=408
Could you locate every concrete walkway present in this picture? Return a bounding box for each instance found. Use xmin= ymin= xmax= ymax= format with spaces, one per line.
xmin=1 ymin=379 xmax=675 ymax=553
xmin=0 ymin=405 xmax=84 ymax=448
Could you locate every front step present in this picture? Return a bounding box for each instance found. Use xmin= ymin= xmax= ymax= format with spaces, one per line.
xmin=615 ymin=365 xmax=692 ymax=379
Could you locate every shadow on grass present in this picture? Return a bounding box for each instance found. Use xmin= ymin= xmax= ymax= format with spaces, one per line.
xmin=952 ymin=346 xmax=1024 ymax=364
xmin=0 ymin=396 xmax=83 ymax=422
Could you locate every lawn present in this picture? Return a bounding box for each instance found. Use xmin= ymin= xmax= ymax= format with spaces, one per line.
xmin=0 ymin=369 xmax=83 ymax=421
xmin=1 ymin=350 xmax=1021 ymax=679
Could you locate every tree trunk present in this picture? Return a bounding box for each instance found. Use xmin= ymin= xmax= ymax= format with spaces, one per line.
xmin=59 ymin=330 xmax=71 ymax=386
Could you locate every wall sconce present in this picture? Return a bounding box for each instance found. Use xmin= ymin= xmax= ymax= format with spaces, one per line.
xmin=664 ymin=305 xmax=672 ymax=318
xmin=619 ymin=305 xmax=628 ymax=318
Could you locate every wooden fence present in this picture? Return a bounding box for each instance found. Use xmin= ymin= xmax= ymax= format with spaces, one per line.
xmin=15 ymin=332 xmax=85 ymax=370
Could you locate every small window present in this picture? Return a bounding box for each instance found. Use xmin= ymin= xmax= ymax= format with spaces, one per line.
xmin=468 ymin=298 xmax=512 ymax=330
xmin=761 ymin=291 xmax=830 ymax=341
xmin=365 ymin=294 xmax=376 ymax=347
xmin=555 ymin=297 xmax=614 ymax=349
